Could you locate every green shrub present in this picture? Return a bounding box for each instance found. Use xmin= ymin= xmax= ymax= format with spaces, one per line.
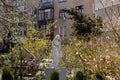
xmin=49 ymin=69 xmax=59 ymax=80
xmin=68 ymin=77 xmax=74 ymax=80
xmin=34 ymin=71 xmax=44 ymax=80
xmin=92 ymin=72 xmax=105 ymax=80
xmin=74 ymin=71 xmax=84 ymax=80
xmin=2 ymin=68 xmax=13 ymax=80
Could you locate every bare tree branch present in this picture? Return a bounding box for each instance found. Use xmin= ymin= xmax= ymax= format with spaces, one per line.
xmin=0 ymin=15 xmax=36 ymax=59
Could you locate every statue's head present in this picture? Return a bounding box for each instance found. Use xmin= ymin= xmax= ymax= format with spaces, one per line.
xmin=55 ymin=34 xmax=60 ymax=40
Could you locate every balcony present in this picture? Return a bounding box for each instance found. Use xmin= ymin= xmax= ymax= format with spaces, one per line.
xmin=38 ymin=19 xmax=54 ymax=25
xmin=40 ymin=2 xmax=54 ymax=10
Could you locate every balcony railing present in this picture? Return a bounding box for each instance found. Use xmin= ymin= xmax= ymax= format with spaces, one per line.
xmin=38 ymin=19 xmax=54 ymax=25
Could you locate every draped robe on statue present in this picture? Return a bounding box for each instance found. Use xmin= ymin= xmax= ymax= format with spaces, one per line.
xmin=52 ymin=35 xmax=61 ymax=67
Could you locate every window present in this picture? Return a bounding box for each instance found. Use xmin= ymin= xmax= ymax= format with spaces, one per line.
xmin=42 ymin=0 xmax=47 ymax=3
xmin=39 ymin=11 xmax=44 ymax=20
xmin=45 ymin=9 xmax=54 ymax=19
xmin=76 ymin=5 xmax=84 ymax=13
xmin=39 ymin=25 xmax=46 ymax=30
xmin=59 ymin=0 xmax=66 ymax=2
xmin=59 ymin=11 xmax=66 ymax=20
xmin=59 ymin=26 xmax=67 ymax=37
xmin=31 ymin=8 xmax=36 ymax=15
xmin=17 ymin=0 xmax=25 ymax=12
xmin=42 ymin=0 xmax=52 ymax=3
xmin=18 ymin=6 xmax=24 ymax=12
xmin=45 ymin=9 xmax=51 ymax=19
xmin=39 ymin=9 xmax=54 ymax=20
xmin=48 ymin=0 xmax=52 ymax=2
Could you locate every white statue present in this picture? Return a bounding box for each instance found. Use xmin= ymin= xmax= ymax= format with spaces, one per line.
xmin=52 ymin=35 xmax=62 ymax=67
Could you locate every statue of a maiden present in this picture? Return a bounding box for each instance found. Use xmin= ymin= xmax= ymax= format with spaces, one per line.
xmin=52 ymin=35 xmax=62 ymax=68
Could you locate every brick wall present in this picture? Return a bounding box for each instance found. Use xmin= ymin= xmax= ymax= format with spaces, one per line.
xmin=54 ymin=0 xmax=94 ymax=37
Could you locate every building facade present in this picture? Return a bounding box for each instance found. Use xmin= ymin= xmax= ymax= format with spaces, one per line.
xmin=17 ymin=0 xmax=40 ymax=37
xmin=0 ymin=0 xmax=40 ymax=52
xmin=37 ymin=0 xmax=54 ymax=40
xmin=54 ymin=0 xmax=94 ymax=38
xmin=37 ymin=0 xmax=94 ymax=39
xmin=94 ymin=0 xmax=120 ymax=39
xmin=94 ymin=0 xmax=120 ymax=30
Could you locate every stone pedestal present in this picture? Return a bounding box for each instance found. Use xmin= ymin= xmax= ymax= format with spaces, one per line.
xmin=45 ymin=67 xmax=67 ymax=80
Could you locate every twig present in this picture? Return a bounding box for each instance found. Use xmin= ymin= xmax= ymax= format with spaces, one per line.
xmin=0 ymin=15 xmax=36 ymax=59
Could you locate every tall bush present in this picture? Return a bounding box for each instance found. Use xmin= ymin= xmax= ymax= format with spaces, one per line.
xmin=2 ymin=68 xmax=13 ymax=80
xmin=49 ymin=69 xmax=59 ymax=80
xmin=92 ymin=71 xmax=105 ymax=80
xmin=62 ymin=8 xmax=103 ymax=41
xmin=74 ymin=71 xmax=84 ymax=80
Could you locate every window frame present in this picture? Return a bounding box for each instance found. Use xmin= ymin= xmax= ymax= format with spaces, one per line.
xmin=59 ymin=26 xmax=67 ymax=37
xmin=42 ymin=0 xmax=52 ymax=3
xmin=59 ymin=11 xmax=66 ymax=20
xmin=58 ymin=0 xmax=66 ymax=3
xmin=76 ymin=5 xmax=84 ymax=13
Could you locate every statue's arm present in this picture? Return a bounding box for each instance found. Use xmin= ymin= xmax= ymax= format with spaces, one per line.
xmin=53 ymin=40 xmax=60 ymax=47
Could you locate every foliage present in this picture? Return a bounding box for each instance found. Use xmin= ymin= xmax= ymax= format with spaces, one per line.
xmin=34 ymin=71 xmax=45 ymax=80
xmin=0 ymin=39 xmax=51 ymax=79
xmin=49 ymin=69 xmax=59 ymax=80
xmin=74 ymin=71 xmax=84 ymax=80
xmin=2 ymin=68 xmax=13 ymax=80
xmin=0 ymin=0 xmax=41 ymax=52
xmin=26 ymin=27 xmax=44 ymax=39
xmin=0 ymin=0 xmax=120 ymax=80
xmin=62 ymin=8 xmax=103 ymax=41
xmin=22 ymin=39 xmax=51 ymax=59
xmin=61 ymin=36 xmax=120 ymax=80
xmin=92 ymin=71 xmax=105 ymax=80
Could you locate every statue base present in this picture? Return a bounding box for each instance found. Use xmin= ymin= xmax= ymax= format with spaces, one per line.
xmin=45 ymin=67 xmax=67 ymax=80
